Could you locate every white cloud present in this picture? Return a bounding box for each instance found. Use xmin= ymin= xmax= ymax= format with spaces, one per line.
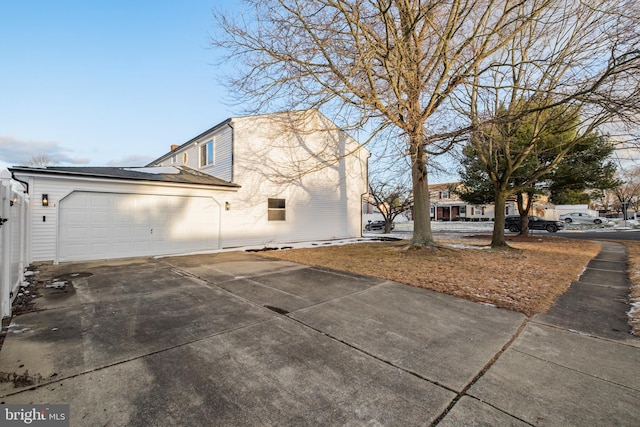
xmin=0 ymin=136 xmax=90 ymax=166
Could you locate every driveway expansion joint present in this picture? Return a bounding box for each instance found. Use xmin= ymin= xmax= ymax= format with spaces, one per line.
xmin=509 ymin=347 xmax=640 ymax=393
xmin=282 ymin=313 xmax=459 ymax=394
xmin=432 ymin=395 xmax=536 ymax=427
xmin=432 ymin=318 xmax=531 ymax=425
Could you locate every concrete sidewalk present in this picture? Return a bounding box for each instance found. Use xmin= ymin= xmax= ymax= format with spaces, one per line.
xmin=0 ymin=245 xmax=638 ymax=426
xmin=449 ymin=241 xmax=640 ymax=426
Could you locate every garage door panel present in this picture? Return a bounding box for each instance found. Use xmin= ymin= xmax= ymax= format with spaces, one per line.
xmin=59 ymin=192 xmax=220 ymax=262
xmin=111 ymin=226 xmax=132 ymax=238
xmin=64 ymin=210 xmax=90 ymax=223
xmin=60 ymin=226 xmax=90 ymax=239
xmin=91 ymin=210 xmax=112 ymax=222
xmin=64 ymin=243 xmax=89 ymax=258
xmin=90 ymin=227 xmax=112 ymax=240
xmin=91 ymin=242 xmax=112 ymax=254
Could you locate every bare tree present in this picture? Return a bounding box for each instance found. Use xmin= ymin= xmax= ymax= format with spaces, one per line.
xmin=367 ymin=181 xmax=413 ymax=233
xmin=213 ymin=0 xmax=558 ymax=247
xmin=212 ymin=0 xmax=635 ymax=246
xmin=367 ymin=158 xmax=413 ymax=233
xmin=612 ymin=167 xmax=640 ymax=218
xmin=26 ymin=154 xmax=58 ymax=167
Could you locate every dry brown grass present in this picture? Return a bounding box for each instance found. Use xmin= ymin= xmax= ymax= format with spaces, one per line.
xmin=621 ymin=241 xmax=640 ymax=336
xmin=261 ymin=235 xmax=600 ymax=316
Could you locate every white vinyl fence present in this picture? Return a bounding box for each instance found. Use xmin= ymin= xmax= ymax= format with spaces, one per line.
xmin=1 ymin=170 xmax=30 ymax=318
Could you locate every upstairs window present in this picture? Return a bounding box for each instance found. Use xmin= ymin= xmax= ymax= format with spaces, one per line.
xmin=268 ymin=198 xmax=286 ymax=221
xmin=199 ymin=140 xmax=215 ymax=167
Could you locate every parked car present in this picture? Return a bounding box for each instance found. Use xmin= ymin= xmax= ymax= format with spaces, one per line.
xmin=559 ymin=212 xmax=603 ymax=224
xmin=365 ymin=220 xmax=395 ymax=231
xmin=504 ymin=215 xmax=565 ymax=233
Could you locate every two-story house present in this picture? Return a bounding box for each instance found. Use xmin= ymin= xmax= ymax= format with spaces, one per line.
xmin=149 ymin=109 xmax=369 ymax=248
xmin=428 ymin=183 xmax=518 ymax=221
xmin=8 ymin=110 xmax=369 ymax=264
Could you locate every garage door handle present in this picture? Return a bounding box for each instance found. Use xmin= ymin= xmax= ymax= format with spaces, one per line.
xmin=150 ymin=228 xmax=153 ymax=234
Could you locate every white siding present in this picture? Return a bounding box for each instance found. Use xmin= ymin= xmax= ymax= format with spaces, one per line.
xmin=157 ymin=126 xmax=233 ymax=182
xmin=200 ymin=126 xmax=233 ymax=182
xmin=30 ymin=178 xmax=61 ymax=261
xmin=218 ymin=111 xmax=368 ymax=248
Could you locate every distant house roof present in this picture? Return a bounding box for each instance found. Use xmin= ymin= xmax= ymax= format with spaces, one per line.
xmin=428 ymin=182 xmax=460 ymax=191
xmin=9 ymin=166 xmax=240 ymax=188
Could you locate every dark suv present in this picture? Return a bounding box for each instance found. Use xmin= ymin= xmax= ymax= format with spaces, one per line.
xmin=504 ymin=215 xmax=565 ymax=233
xmin=364 ymin=220 xmax=395 ymax=231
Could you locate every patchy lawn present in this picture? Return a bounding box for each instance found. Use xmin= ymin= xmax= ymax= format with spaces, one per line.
xmin=261 ymin=235 xmax=600 ymax=316
xmin=621 ymin=241 xmax=640 ymax=336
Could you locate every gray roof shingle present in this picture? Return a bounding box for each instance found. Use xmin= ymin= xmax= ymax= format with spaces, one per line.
xmin=9 ymin=166 xmax=240 ymax=188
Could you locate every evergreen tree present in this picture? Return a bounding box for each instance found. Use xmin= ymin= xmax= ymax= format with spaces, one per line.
xmin=457 ymin=103 xmax=616 ymax=239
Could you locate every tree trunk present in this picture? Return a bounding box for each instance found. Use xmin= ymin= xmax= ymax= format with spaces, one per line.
xmin=491 ymin=189 xmax=510 ymax=248
xmin=411 ymin=142 xmax=435 ymax=247
xmin=516 ymin=193 xmax=530 ymax=236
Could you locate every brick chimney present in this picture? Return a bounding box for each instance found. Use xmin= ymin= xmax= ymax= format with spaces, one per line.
xmin=170 ymin=144 xmax=179 ymax=151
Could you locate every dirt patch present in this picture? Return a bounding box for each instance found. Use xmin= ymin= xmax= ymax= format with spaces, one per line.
xmin=0 ymin=370 xmax=44 ymax=388
xmin=260 ymin=235 xmax=600 ymax=316
xmin=11 ymin=279 xmax=42 ymax=317
xmin=0 ymin=266 xmax=91 ymax=353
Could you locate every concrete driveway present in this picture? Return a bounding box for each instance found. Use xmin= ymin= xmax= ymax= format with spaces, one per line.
xmin=1 ymin=250 xmax=639 ymax=426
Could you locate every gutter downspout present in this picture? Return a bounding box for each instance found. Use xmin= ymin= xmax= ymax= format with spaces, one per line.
xmin=10 ymin=171 xmax=29 ymax=194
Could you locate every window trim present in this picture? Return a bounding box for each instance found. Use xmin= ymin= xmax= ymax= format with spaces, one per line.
xmin=199 ymin=140 xmax=215 ymax=167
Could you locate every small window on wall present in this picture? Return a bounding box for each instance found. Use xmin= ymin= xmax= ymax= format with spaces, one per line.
xmin=200 ymin=140 xmax=214 ymax=167
xmin=268 ymin=198 xmax=286 ymax=221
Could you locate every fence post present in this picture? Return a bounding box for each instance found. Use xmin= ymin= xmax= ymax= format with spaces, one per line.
xmin=0 ymin=173 xmax=12 ymax=318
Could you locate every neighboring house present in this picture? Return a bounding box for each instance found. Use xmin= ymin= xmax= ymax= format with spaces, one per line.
xmin=429 ymin=182 xmax=582 ymax=220
xmin=362 ymin=182 xmax=515 ymax=224
xmin=7 ymin=109 xmax=369 ymax=264
xmin=428 ymin=183 xmax=518 ymax=221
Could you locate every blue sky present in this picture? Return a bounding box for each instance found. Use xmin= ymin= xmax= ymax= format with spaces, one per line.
xmin=0 ymin=1 xmax=238 ymax=169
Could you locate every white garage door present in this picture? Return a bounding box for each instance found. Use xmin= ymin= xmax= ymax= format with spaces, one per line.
xmin=59 ymin=192 xmax=220 ymax=262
